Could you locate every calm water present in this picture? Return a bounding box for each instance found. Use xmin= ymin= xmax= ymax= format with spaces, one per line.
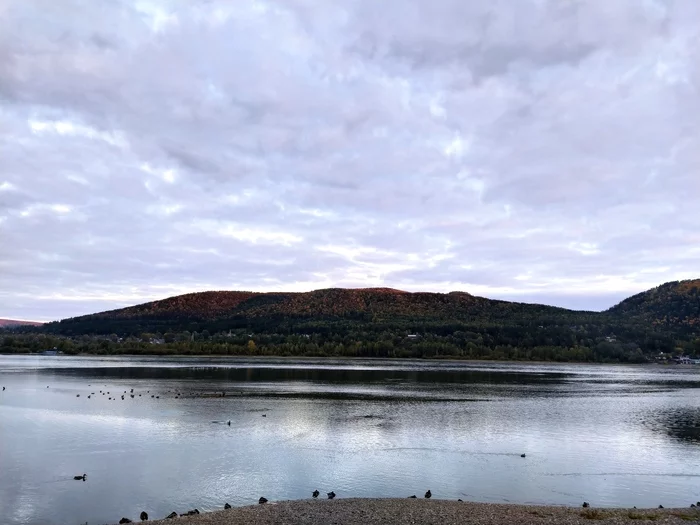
xmin=1 ymin=356 xmax=700 ymax=525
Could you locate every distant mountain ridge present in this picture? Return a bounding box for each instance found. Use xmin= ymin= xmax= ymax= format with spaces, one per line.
xmin=0 ymin=319 xmax=44 ymax=327
xmin=46 ymin=280 xmax=700 ymax=333
xmin=9 ymin=280 xmax=698 ymax=362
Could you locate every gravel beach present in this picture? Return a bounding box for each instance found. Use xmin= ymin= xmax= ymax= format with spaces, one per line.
xmin=116 ymin=499 xmax=700 ymax=525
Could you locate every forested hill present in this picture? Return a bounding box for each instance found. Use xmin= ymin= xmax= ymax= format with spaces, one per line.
xmin=607 ymin=279 xmax=700 ymax=330
xmin=6 ymin=280 xmax=699 ymax=363
xmin=46 ymin=287 xmax=586 ymax=335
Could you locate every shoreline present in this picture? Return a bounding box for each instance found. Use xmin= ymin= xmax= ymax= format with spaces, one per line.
xmin=114 ymin=498 xmax=700 ymax=525
xmin=1 ymin=352 xmax=669 ymax=367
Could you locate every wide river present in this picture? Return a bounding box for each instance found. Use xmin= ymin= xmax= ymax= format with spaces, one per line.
xmin=1 ymin=356 xmax=700 ymax=524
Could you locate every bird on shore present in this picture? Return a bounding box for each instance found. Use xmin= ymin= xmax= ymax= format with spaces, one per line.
xmin=224 ymin=503 xmax=231 ymax=510
xmin=73 ymin=474 xmax=86 ymax=481
xmin=658 ymin=505 xmax=664 ymax=509
xmin=119 ymin=518 xmax=132 ymax=524
xmin=165 ymin=512 xmax=177 ymax=519
xmin=259 ymin=497 xmax=268 ymax=504
xmin=312 ymin=490 xmax=319 ymax=498
xmin=582 ymin=502 xmax=589 ymax=508
xmin=424 ymin=490 xmax=431 ymax=499
xmin=408 ymin=495 xmax=417 ymax=499
xmin=327 ymin=491 xmax=336 ymax=500
xmin=139 ymin=511 xmax=148 ymax=521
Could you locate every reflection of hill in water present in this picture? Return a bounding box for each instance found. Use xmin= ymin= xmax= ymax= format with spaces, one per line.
xmin=643 ymin=407 xmax=700 ymax=444
xmin=43 ymin=365 xmax=570 ymax=385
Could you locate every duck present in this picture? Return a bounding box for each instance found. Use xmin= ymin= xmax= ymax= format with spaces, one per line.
xmin=408 ymin=495 xmax=417 ymax=499
xmin=258 ymin=497 xmax=268 ymax=504
xmin=139 ymin=511 xmax=148 ymax=521
xmin=521 ymin=453 xmax=526 ymax=458
xmin=312 ymin=490 xmax=319 ymax=498
xmin=74 ymin=474 xmax=86 ymax=481
xmin=327 ymin=491 xmax=336 ymax=500
xmin=224 ymin=503 xmax=232 ymax=510
xmin=424 ymin=490 xmax=431 ymax=499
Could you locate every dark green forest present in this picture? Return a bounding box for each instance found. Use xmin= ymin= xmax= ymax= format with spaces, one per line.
xmin=2 ymin=280 xmax=699 ymax=363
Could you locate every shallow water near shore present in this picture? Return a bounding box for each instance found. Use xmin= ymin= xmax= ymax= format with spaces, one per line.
xmin=1 ymin=356 xmax=700 ymax=525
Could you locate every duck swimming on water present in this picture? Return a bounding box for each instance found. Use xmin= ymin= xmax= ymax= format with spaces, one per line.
xmin=74 ymin=474 xmax=86 ymax=481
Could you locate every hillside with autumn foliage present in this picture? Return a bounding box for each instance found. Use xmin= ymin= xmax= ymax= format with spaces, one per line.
xmin=45 ymin=287 xmax=582 ymax=335
xmin=3 ymin=280 xmax=699 ymax=363
xmin=607 ymin=280 xmax=700 ymax=330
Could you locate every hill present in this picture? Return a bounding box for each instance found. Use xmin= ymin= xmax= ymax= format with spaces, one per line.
xmin=45 ymin=287 xmax=586 ymax=335
xmin=0 ymin=319 xmax=44 ymax=327
xmin=4 ymin=281 xmax=699 ymax=363
xmin=607 ymin=280 xmax=700 ymax=330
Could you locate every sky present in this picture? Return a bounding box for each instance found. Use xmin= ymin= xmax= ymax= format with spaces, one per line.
xmin=1 ymin=0 xmax=699 ymax=322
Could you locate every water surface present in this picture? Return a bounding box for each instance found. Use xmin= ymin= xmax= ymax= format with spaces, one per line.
xmin=1 ymin=356 xmax=700 ymax=525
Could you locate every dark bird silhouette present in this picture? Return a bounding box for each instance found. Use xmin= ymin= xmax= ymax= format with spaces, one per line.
xmin=76 ymin=394 xmax=80 ymax=397
xmin=408 ymin=495 xmax=416 ymax=499
xmin=312 ymin=490 xmax=319 ymax=498
xmin=139 ymin=511 xmax=148 ymax=521
xmin=327 ymin=491 xmax=336 ymax=500
xmin=658 ymin=505 xmax=664 ymax=509
xmin=224 ymin=503 xmax=232 ymax=509
xmin=87 ymin=395 xmax=91 ymax=399
xmin=227 ymin=421 xmax=231 ymax=426
xmin=119 ymin=519 xmax=132 ymax=524
xmin=424 ymin=490 xmax=431 ymax=499
xmin=582 ymin=502 xmax=589 ymax=508
xmin=458 ymin=499 xmax=463 ymax=502
xmin=259 ymin=497 xmax=268 ymax=504
xmin=521 ymin=453 xmax=526 ymax=458
xmin=2 ymin=386 xmax=4 ymax=391
xmin=74 ymin=474 xmax=86 ymax=481
xmin=262 ymin=414 xmax=267 ymax=417
xmin=165 ymin=512 xmax=177 ymax=519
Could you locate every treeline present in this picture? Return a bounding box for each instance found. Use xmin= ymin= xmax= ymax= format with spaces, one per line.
xmin=3 ymin=320 xmax=698 ymax=363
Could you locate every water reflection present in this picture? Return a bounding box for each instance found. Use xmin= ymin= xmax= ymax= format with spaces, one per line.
xmin=2 ymin=356 xmax=700 ymax=525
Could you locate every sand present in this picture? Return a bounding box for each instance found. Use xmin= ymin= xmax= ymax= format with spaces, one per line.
xmin=113 ymin=498 xmax=700 ymax=525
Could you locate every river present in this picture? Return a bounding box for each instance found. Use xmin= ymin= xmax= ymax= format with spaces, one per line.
xmin=1 ymin=356 xmax=699 ymax=524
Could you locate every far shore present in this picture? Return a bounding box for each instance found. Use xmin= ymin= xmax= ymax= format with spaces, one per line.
xmin=113 ymin=498 xmax=700 ymax=525
xmin=3 ymin=352 xmax=671 ymax=366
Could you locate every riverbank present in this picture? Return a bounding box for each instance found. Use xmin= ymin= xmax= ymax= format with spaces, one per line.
xmin=123 ymin=499 xmax=700 ymax=525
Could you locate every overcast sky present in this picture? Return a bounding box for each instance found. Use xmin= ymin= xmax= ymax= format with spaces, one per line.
xmin=1 ymin=0 xmax=699 ymax=322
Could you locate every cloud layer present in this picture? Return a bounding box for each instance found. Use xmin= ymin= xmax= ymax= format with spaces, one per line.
xmin=1 ymin=0 xmax=699 ymax=321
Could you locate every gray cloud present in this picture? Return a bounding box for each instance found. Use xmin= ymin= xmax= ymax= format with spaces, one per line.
xmin=1 ymin=0 xmax=699 ymax=321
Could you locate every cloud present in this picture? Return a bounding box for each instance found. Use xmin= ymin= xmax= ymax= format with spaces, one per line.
xmin=0 ymin=0 xmax=699 ymax=321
